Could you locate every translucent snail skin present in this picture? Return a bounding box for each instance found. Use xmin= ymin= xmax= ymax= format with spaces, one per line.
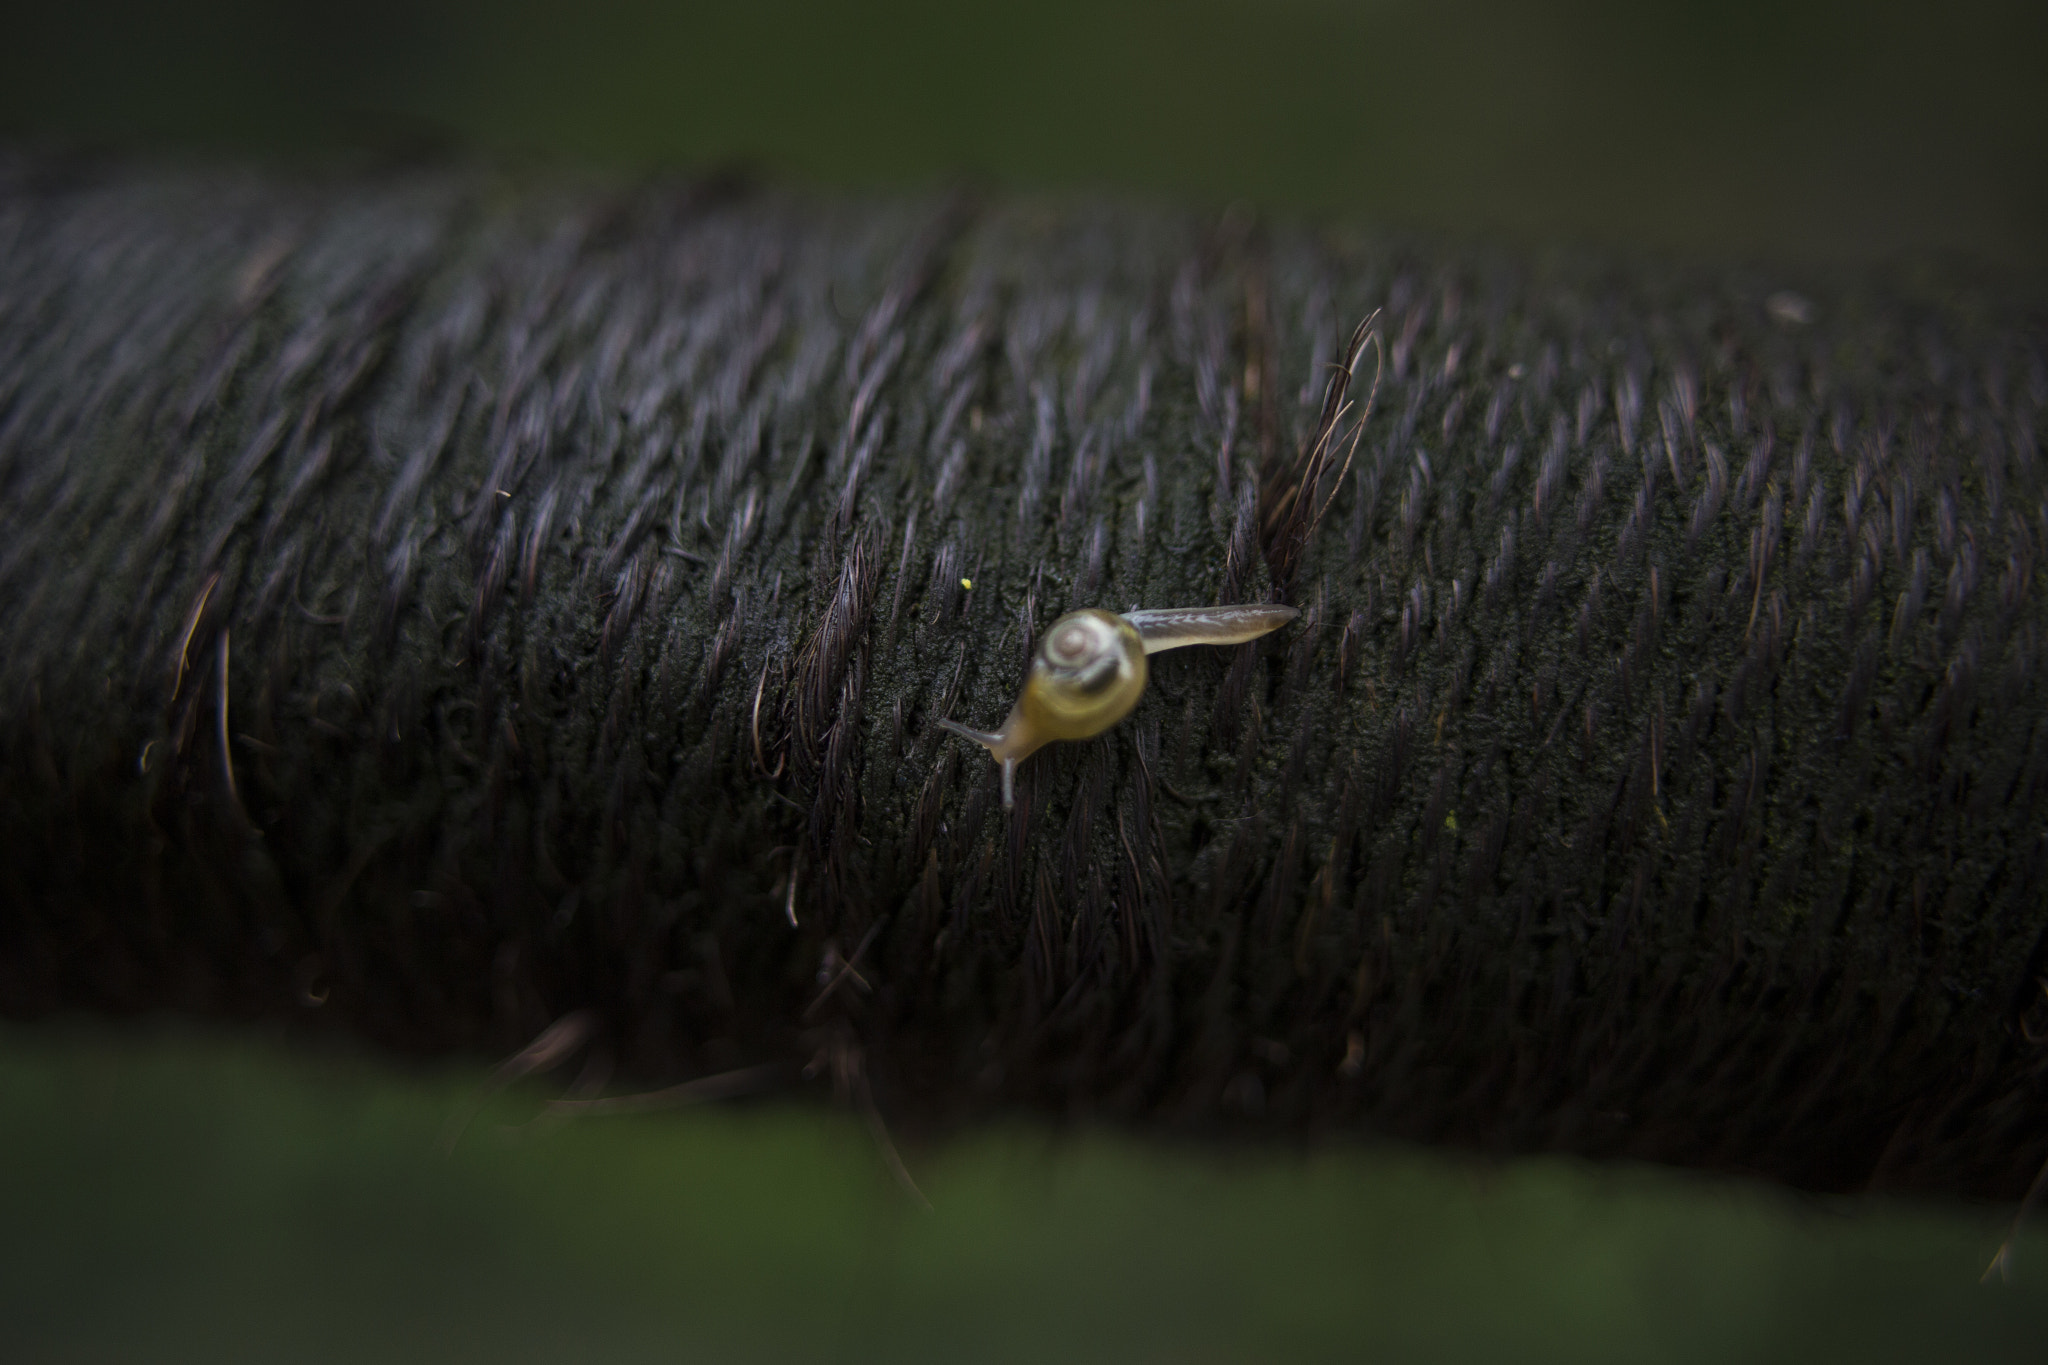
xmin=939 ymin=603 xmax=1299 ymax=808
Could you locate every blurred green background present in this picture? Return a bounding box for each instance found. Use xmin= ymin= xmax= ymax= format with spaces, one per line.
xmin=3 ymin=0 xmax=2044 ymax=269
xmin=3 ymin=2 xmax=2047 ymax=1358
xmin=3 ymin=1019 xmax=2044 ymax=1363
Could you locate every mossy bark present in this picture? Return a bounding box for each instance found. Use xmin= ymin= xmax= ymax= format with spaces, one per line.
xmin=2 ymin=155 xmax=2045 ymax=1196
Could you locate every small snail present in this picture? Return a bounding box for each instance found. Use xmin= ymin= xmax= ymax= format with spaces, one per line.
xmin=939 ymin=603 xmax=1299 ymax=807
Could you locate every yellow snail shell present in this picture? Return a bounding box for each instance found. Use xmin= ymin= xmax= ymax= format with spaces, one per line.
xmin=939 ymin=603 xmax=1299 ymax=807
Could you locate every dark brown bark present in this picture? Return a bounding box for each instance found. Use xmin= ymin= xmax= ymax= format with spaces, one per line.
xmin=2 ymin=152 xmax=2045 ymax=1196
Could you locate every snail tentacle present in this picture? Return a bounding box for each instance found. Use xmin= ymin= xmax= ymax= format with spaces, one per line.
xmin=941 ymin=603 xmax=1293 ymax=809
xmin=937 ymin=717 xmax=1022 ymax=807
xmin=935 ymin=717 xmax=1005 ymax=749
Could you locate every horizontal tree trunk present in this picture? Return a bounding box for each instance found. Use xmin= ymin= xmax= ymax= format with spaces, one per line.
xmin=2 ymin=154 xmax=2045 ymax=1197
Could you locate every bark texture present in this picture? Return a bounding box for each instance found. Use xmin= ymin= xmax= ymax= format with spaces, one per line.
xmin=3 ymin=154 xmax=2046 ymax=1196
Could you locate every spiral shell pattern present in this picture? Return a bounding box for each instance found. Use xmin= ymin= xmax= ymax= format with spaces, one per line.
xmin=1016 ymin=609 xmax=1147 ymax=740
xmin=937 ymin=602 xmax=1294 ymax=809
xmin=1036 ymin=610 xmax=1135 ymax=698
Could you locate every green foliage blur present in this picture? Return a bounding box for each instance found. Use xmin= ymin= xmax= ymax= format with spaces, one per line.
xmin=3 ymin=1020 xmax=2045 ymax=1363
xmin=3 ymin=0 xmax=2043 ymax=270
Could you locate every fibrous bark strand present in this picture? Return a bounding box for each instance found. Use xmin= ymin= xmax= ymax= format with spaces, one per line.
xmin=1 ymin=155 xmax=2045 ymax=1196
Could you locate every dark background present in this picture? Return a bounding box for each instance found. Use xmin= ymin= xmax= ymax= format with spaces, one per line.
xmin=4 ymin=0 xmax=2044 ymax=270
xmin=2 ymin=2 xmax=2046 ymax=1359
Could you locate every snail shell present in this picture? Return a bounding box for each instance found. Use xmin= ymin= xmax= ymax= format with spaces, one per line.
xmin=940 ymin=603 xmax=1297 ymax=808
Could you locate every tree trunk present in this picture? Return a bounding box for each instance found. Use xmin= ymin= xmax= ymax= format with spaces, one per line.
xmin=2 ymin=154 xmax=2045 ymax=1197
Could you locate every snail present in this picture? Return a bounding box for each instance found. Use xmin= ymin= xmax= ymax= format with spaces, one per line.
xmin=939 ymin=603 xmax=1299 ymax=808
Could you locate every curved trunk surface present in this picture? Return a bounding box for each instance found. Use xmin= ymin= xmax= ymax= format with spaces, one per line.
xmin=2 ymin=157 xmax=2045 ymax=1197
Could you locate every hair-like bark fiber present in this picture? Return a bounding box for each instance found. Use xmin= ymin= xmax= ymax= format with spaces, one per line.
xmin=2 ymin=154 xmax=2046 ymax=1196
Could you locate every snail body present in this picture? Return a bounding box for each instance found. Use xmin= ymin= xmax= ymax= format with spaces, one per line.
xmin=940 ymin=603 xmax=1298 ymax=807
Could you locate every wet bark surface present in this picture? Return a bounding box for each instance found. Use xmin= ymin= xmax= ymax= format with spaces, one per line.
xmin=2 ymin=153 xmax=2045 ymax=1196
